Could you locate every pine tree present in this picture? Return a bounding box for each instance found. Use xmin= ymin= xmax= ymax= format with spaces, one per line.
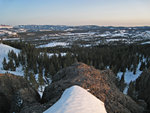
xmin=33 ymin=64 xmax=38 ymax=74
xmin=2 ymin=57 xmax=8 ymax=70
xmin=127 ymin=81 xmax=137 ymax=100
xmin=38 ymin=70 xmax=44 ymax=91
xmin=119 ymin=73 xmax=126 ymax=92
xmin=44 ymin=68 xmax=48 ymax=77
xmin=8 ymin=50 xmax=12 ymax=60
xmin=29 ymin=72 xmax=38 ymax=89
xmin=24 ymin=67 xmax=29 ymax=80
xmin=49 ymin=63 xmax=56 ymax=76
xmin=140 ymin=62 xmax=145 ymax=71
xmin=8 ymin=59 xmax=16 ymax=71
xmin=13 ymin=53 xmax=19 ymax=67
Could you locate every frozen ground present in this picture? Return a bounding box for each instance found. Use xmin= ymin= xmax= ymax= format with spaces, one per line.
xmin=44 ymin=85 xmax=106 ymax=113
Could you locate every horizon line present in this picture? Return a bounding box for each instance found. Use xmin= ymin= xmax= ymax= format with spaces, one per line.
xmin=1 ymin=24 xmax=150 ymax=27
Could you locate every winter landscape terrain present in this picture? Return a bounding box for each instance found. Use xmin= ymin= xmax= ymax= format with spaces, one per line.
xmin=1 ymin=25 xmax=150 ymax=47
xmin=0 ymin=25 xmax=150 ymax=113
xmin=1 ymin=0 xmax=150 ymax=112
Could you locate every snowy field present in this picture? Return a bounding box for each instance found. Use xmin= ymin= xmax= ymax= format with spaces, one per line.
xmin=44 ymin=85 xmax=107 ymax=113
xmin=37 ymin=42 xmax=69 ymax=48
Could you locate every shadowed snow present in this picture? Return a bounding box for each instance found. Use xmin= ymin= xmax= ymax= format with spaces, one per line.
xmin=0 ymin=43 xmax=24 ymax=76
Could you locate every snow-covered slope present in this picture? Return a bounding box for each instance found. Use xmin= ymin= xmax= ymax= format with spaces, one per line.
xmin=0 ymin=43 xmax=23 ymax=76
xmin=0 ymin=43 xmax=51 ymax=97
xmin=44 ymin=85 xmax=107 ymax=113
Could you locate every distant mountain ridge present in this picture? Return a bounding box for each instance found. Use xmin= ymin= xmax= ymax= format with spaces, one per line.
xmin=14 ymin=25 xmax=150 ymax=31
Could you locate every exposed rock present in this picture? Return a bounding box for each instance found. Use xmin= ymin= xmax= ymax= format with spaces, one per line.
xmin=0 ymin=92 xmax=10 ymax=113
xmin=20 ymin=103 xmax=45 ymax=113
xmin=42 ymin=62 xmax=144 ymax=113
xmin=135 ymin=68 xmax=150 ymax=111
xmin=137 ymin=100 xmax=147 ymax=109
xmin=0 ymin=73 xmax=40 ymax=113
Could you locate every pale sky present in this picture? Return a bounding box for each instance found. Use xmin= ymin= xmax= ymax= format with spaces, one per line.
xmin=0 ymin=0 xmax=150 ymax=26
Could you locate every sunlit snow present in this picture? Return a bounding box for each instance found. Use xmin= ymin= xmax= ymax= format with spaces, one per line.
xmin=44 ymin=85 xmax=107 ymax=113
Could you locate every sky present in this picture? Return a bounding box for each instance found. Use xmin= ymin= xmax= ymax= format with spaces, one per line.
xmin=0 ymin=0 xmax=150 ymax=26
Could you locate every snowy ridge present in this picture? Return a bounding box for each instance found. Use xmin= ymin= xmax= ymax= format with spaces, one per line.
xmin=44 ymin=85 xmax=107 ymax=113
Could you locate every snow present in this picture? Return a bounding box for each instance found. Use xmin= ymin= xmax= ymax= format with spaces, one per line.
xmin=141 ymin=41 xmax=150 ymax=45
xmin=3 ymin=38 xmax=20 ymax=41
xmin=35 ymin=73 xmax=52 ymax=98
xmin=106 ymin=38 xmax=127 ymax=42
xmin=117 ymin=62 xmax=143 ymax=94
xmin=37 ymin=42 xmax=69 ymax=48
xmin=123 ymin=85 xmax=129 ymax=94
xmin=47 ymin=53 xmax=67 ymax=57
xmin=0 ymin=43 xmax=24 ymax=76
xmin=112 ymin=33 xmax=125 ymax=37
xmin=44 ymin=85 xmax=107 ymax=113
xmin=81 ymin=44 xmax=92 ymax=47
xmin=40 ymin=52 xmax=67 ymax=58
xmin=134 ymin=31 xmax=150 ymax=39
xmin=117 ymin=63 xmax=142 ymax=84
xmin=38 ymin=85 xmax=47 ymax=98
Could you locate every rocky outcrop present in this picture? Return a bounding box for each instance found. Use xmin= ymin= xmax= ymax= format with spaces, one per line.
xmin=135 ymin=68 xmax=150 ymax=111
xmin=42 ymin=62 xmax=144 ymax=113
xmin=0 ymin=92 xmax=10 ymax=113
xmin=20 ymin=103 xmax=45 ymax=113
xmin=0 ymin=73 xmax=40 ymax=113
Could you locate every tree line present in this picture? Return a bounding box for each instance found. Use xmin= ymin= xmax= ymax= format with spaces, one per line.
xmin=2 ymin=41 xmax=150 ymax=91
